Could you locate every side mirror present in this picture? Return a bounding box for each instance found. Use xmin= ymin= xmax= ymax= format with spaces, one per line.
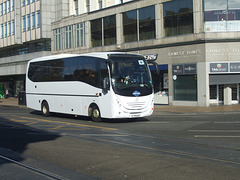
xmin=103 ymin=78 xmax=108 ymax=93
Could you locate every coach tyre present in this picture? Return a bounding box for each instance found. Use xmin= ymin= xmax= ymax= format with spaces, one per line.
xmin=91 ymin=105 xmax=101 ymax=122
xmin=41 ymin=101 xmax=50 ymax=116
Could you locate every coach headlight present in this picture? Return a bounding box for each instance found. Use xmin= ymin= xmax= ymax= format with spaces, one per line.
xmin=116 ymin=99 xmax=122 ymax=107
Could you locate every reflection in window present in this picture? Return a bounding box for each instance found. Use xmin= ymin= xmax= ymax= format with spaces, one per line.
xmin=8 ymin=21 xmax=11 ymax=36
xmin=163 ymin=0 xmax=193 ymax=37
xmin=12 ymin=20 xmax=15 ymax=35
xmin=1 ymin=24 xmax=4 ymax=38
xmin=91 ymin=18 xmax=102 ymax=47
xmin=104 ymin=15 xmax=116 ymax=46
xmin=204 ymin=0 xmax=240 ymax=32
xmin=54 ymin=28 xmax=62 ymax=51
xmin=123 ymin=6 xmax=156 ymax=43
xmin=75 ymin=22 xmax=85 ymax=47
xmin=23 ymin=16 xmax=26 ymax=32
xmin=123 ymin=10 xmax=137 ymax=42
xmin=65 ymin=26 xmax=73 ymax=49
xmin=37 ymin=10 xmax=40 ymax=28
xmin=32 ymin=12 xmax=35 ymax=29
xmin=210 ymin=85 xmax=217 ymax=99
xmin=28 ymin=56 xmax=108 ymax=89
xmin=173 ymin=75 xmax=197 ymax=101
xmin=139 ymin=6 xmax=155 ymax=41
xmin=27 ymin=14 xmax=30 ymax=30
xmin=91 ymin=15 xmax=116 ymax=47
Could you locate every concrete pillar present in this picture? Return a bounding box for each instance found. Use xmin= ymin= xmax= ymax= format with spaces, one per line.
xmin=155 ymin=3 xmax=163 ymax=39
xmin=193 ymin=0 xmax=204 ymax=33
xmin=85 ymin=21 xmax=91 ymax=48
xmin=198 ymin=62 xmax=209 ymax=107
xmin=168 ymin=64 xmax=173 ymax=105
xmin=224 ymin=85 xmax=232 ymax=105
xmin=116 ymin=13 xmax=123 ymax=46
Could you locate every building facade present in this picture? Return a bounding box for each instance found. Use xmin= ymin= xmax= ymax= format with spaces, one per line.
xmin=1 ymin=0 xmax=240 ymax=107
xmin=0 ymin=0 xmax=133 ymax=98
xmin=52 ymin=0 xmax=240 ymax=107
xmin=0 ymin=0 xmax=69 ymax=97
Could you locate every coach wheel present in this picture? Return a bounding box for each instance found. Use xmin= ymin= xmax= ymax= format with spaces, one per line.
xmin=41 ymin=101 xmax=50 ymax=117
xmin=90 ymin=105 xmax=101 ymax=122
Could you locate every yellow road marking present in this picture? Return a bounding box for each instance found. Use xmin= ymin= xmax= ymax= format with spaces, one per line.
xmin=48 ymin=125 xmax=65 ymax=130
xmin=25 ymin=122 xmax=38 ymax=126
xmin=10 ymin=119 xmax=31 ymax=123
xmin=12 ymin=116 xmax=117 ymax=131
xmin=31 ymin=125 xmax=55 ymax=127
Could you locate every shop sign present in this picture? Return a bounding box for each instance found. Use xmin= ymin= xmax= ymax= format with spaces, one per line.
xmin=172 ymin=64 xmax=196 ymax=75
xmin=210 ymin=62 xmax=240 ymax=73
xmin=230 ymin=63 xmax=240 ymax=72
xmin=210 ymin=63 xmax=228 ymax=73
xmin=184 ymin=64 xmax=197 ymax=74
xmin=144 ymin=54 xmax=158 ymax=61
xmin=172 ymin=65 xmax=183 ymax=75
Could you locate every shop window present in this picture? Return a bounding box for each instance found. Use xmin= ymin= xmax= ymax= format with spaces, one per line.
xmin=210 ymin=85 xmax=217 ymax=99
xmin=163 ymin=0 xmax=193 ymax=37
xmin=230 ymin=84 xmax=238 ymax=101
xmin=173 ymin=75 xmax=197 ymax=101
xmin=209 ymin=84 xmax=224 ymax=102
xmin=204 ymin=0 xmax=240 ymax=32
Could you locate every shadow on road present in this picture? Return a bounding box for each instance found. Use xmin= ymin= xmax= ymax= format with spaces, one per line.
xmin=0 ymin=117 xmax=60 ymax=167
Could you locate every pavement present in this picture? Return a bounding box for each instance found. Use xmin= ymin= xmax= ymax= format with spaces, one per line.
xmin=0 ymin=97 xmax=240 ymax=113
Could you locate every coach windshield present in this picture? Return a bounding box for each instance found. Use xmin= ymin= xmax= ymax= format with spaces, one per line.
xmin=109 ymin=54 xmax=153 ymax=97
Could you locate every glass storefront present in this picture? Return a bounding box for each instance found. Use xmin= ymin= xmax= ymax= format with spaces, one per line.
xmin=172 ymin=63 xmax=197 ymax=102
xmin=209 ymin=84 xmax=240 ymax=104
xmin=173 ymin=75 xmax=197 ymax=101
xmin=210 ymin=84 xmax=224 ymax=103
xmin=0 ymin=75 xmax=25 ymax=98
xmin=230 ymin=84 xmax=238 ymax=103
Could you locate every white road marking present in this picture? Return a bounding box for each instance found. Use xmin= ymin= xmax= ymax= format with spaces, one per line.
xmin=80 ymin=134 xmax=129 ymax=137
xmin=189 ymin=130 xmax=240 ymax=133
xmin=214 ymin=121 xmax=240 ymax=124
xmin=194 ymin=135 xmax=240 ymax=138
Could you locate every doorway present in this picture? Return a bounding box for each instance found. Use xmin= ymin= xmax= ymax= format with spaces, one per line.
xmin=210 ymin=84 xmax=240 ymax=105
